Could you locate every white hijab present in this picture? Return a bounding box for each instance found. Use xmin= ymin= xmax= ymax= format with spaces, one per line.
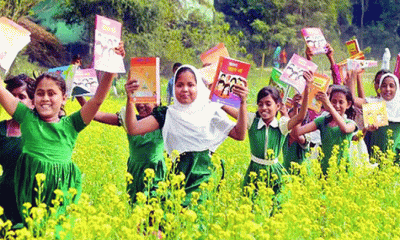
xmin=366 ymin=73 xmax=400 ymax=122
xmin=162 ymin=65 xmax=235 ymax=154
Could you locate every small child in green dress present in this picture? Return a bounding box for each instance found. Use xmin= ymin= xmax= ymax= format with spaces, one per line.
xmin=76 ymin=95 xmax=165 ymax=204
xmin=0 ymin=43 xmax=124 ymax=221
xmin=0 ymin=74 xmax=35 ymax=224
xmin=295 ymin=85 xmax=357 ymax=174
xmin=124 ymin=65 xmax=248 ymax=206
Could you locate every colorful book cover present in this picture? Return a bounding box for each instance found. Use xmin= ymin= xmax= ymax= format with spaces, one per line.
xmin=346 ymin=39 xmax=361 ymax=57
xmin=72 ymin=69 xmax=98 ymax=97
xmin=307 ymin=73 xmax=330 ymax=112
xmin=94 ymin=15 xmax=125 ymax=73
xmin=268 ymin=67 xmax=288 ymax=99
xmin=347 ymin=59 xmax=378 ymax=70
xmin=199 ymin=43 xmax=230 ymax=85
xmin=280 ymin=54 xmax=318 ymax=94
xmin=129 ymin=57 xmax=160 ymax=105
xmin=209 ymin=56 xmax=251 ymax=108
xmin=301 ymin=28 xmax=327 ymax=55
xmin=362 ymin=101 xmax=389 ymax=128
xmin=394 ymin=53 xmax=400 ymax=79
xmin=48 ymin=65 xmax=78 ymax=97
xmin=337 ymin=51 xmax=365 ymax=80
xmin=0 ymin=17 xmax=31 ymax=73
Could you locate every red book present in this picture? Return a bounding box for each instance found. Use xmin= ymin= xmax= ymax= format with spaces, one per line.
xmin=394 ymin=53 xmax=400 ymax=79
xmin=209 ymin=56 xmax=251 ymax=108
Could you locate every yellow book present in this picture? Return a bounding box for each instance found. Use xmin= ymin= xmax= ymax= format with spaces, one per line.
xmin=362 ymin=101 xmax=389 ymax=128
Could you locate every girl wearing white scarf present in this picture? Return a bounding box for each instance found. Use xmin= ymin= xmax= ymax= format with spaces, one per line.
xmin=125 ymin=65 xmax=248 ymax=205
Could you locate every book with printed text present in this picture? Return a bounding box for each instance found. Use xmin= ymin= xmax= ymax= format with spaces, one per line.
xmin=280 ymin=54 xmax=318 ymax=94
xmin=72 ymin=69 xmax=99 ymax=97
xmin=301 ymin=28 xmax=327 ymax=55
xmin=209 ymin=56 xmax=251 ymax=108
xmin=48 ymin=65 xmax=78 ymax=97
xmin=346 ymin=39 xmax=361 ymax=57
xmin=347 ymin=59 xmax=378 ymax=70
xmin=307 ymin=73 xmax=330 ymax=112
xmin=268 ymin=67 xmax=288 ymax=99
xmin=362 ymin=101 xmax=389 ymax=128
xmin=199 ymin=43 xmax=230 ymax=85
xmin=0 ymin=17 xmax=31 ymax=73
xmin=94 ymin=15 xmax=125 ymax=73
xmin=129 ymin=57 xmax=160 ymax=105
xmin=337 ymin=51 xmax=365 ymax=80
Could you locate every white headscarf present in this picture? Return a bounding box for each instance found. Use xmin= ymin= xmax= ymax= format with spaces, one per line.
xmin=366 ymin=73 xmax=400 ymax=122
xmin=162 ymin=65 xmax=235 ymax=154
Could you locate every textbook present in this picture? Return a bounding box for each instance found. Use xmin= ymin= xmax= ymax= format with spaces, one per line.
xmin=269 ymin=67 xmax=288 ymax=99
xmin=94 ymin=15 xmax=125 ymax=73
xmin=337 ymin=51 xmax=365 ymax=80
xmin=280 ymin=54 xmax=318 ymax=94
xmin=199 ymin=43 xmax=230 ymax=85
xmin=307 ymin=73 xmax=330 ymax=112
xmin=72 ymin=69 xmax=99 ymax=97
xmin=394 ymin=53 xmax=400 ymax=79
xmin=0 ymin=17 xmax=31 ymax=73
xmin=209 ymin=56 xmax=251 ymax=108
xmin=301 ymin=28 xmax=327 ymax=55
xmin=362 ymin=101 xmax=389 ymax=128
xmin=346 ymin=39 xmax=361 ymax=57
xmin=48 ymin=65 xmax=78 ymax=97
xmin=129 ymin=57 xmax=160 ymax=105
xmin=347 ymin=59 xmax=378 ymax=70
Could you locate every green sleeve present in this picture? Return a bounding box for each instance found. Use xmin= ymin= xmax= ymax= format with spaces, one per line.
xmin=314 ymin=116 xmax=325 ymax=130
xmin=69 ymin=110 xmax=87 ymax=132
xmin=152 ymin=106 xmax=168 ymax=129
xmin=12 ymin=102 xmax=31 ymax=124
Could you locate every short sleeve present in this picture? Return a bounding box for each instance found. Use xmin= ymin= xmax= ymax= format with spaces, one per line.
xmin=12 ymin=102 xmax=31 ymax=124
xmin=247 ymin=112 xmax=256 ymax=130
xmin=314 ymin=116 xmax=325 ymax=130
xmin=69 ymin=110 xmax=87 ymax=132
xmin=211 ymin=108 xmax=236 ymax=136
xmin=152 ymin=106 xmax=168 ymax=129
xmin=278 ymin=116 xmax=290 ymax=136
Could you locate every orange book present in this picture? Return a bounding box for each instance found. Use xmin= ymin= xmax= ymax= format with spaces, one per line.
xmin=199 ymin=43 xmax=230 ymax=85
xmin=362 ymin=101 xmax=389 ymax=128
xmin=129 ymin=57 xmax=160 ymax=104
xmin=307 ymin=73 xmax=330 ymax=112
xmin=346 ymin=39 xmax=361 ymax=57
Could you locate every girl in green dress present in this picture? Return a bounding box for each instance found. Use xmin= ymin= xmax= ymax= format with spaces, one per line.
xmin=242 ymin=71 xmax=313 ymax=192
xmin=0 ymin=43 xmax=124 ymax=221
xmin=76 ymin=96 xmax=165 ymax=204
xmin=295 ymin=85 xmax=357 ymax=175
xmin=124 ymin=65 xmax=248 ymax=206
xmin=0 ymin=74 xmax=35 ymax=224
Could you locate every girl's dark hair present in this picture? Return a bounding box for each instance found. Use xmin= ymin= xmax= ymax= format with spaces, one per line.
xmin=329 ymin=85 xmax=356 ymax=120
xmin=374 ymin=69 xmax=390 ymax=85
xmin=35 ymin=72 xmax=66 ymax=95
xmin=257 ymin=86 xmax=282 ymax=104
xmin=5 ymin=74 xmax=35 ymax=99
xmin=175 ymin=67 xmax=196 ymax=83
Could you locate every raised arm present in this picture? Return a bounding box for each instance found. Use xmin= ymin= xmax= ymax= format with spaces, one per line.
xmin=0 ymin=76 xmax=19 ymax=116
xmin=316 ymin=91 xmax=356 ymax=134
xmin=228 ymin=79 xmax=248 ymax=140
xmin=345 ymin=70 xmax=366 ymax=108
xmin=76 ymin=96 xmax=120 ymax=126
xmin=125 ymin=79 xmax=159 ymax=135
xmin=287 ymin=71 xmax=313 ymax=131
xmin=80 ymin=42 xmax=124 ymax=125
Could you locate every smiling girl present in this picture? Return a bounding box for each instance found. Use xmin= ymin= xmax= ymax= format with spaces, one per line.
xmin=295 ymin=85 xmax=357 ymax=174
xmin=0 ymin=43 xmax=124 ymax=221
xmin=125 ymin=65 xmax=247 ymax=206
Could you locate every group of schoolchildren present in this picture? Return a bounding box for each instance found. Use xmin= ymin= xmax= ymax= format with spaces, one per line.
xmin=0 ymin=38 xmax=398 ymax=229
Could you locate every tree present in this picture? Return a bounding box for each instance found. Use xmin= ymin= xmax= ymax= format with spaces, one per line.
xmin=0 ymin=0 xmax=44 ymax=20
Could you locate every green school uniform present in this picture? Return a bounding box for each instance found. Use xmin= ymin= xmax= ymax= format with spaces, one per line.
xmin=314 ymin=115 xmax=356 ymax=174
xmin=243 ymin=113 xmax=289 ymax=192
xmin=282 ymin=135 xmax=309 ymax=173
xmin=0 ymin=120 xmax=23 ymax=224
xmin=126 ymin=115 xmax=166 ymax=203
xmin=12 ymin=102 xmax=86 ymax=218
xmin=365 ymin=122 xmax=400 ymax=157
xmin=152 ymin=106 xmax=216 ymax=206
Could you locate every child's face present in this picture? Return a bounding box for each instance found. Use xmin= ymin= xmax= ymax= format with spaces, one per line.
xmin=330 ymin=92 xmax=351 ymax=116
xmin=175 ymin=70 xmax=197 ymax=104
xmin=257 ymin=95 xmax=281 ymax=122
xmin=135 ymin=103 xmax=156 ymax=118
xmin=11 ymin=85 xmax=33 ymax=109
xmin=380 ymin=77 xmax=397 ymax=101
xmin=34 ymin=78 xmax=67 ymax=122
